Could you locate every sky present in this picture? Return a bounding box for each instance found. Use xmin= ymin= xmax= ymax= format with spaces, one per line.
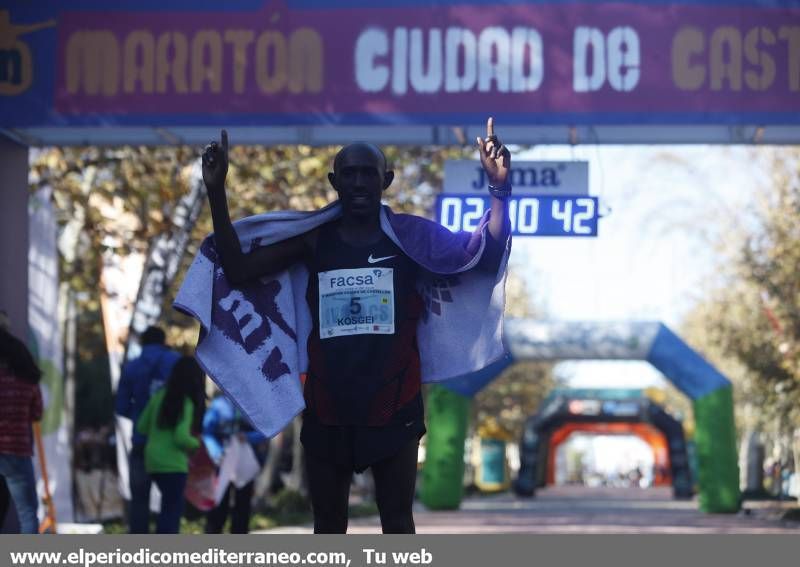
xmin=506 ymin=144 xmax=767 ymax=391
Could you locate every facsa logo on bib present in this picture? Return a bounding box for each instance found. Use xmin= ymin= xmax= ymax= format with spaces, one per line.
xmin=328 ymin=274 xmax=375 ymax=288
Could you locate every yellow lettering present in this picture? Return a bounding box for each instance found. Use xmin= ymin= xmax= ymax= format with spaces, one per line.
xmin=672 ymin=26 xmax=705 ymax=91
xmin=710 ymin=27 xmax=742 ymax=91
xmin=124 ymin=31 xmax=155 ymax=93
xmin=255 ymin=31 xmax=287 ymax=94
xmin=288 ymin=28 xmax=323 ymax=93
xmin=744 ymin=27 xmax=775 ymax=91
xmin=223 ymin=30 xmax=254 ymax=94
xmin=779 ymin=26 xmax=800 ymax=91
xmin=191 ymin=30 xmax=222 ymax=93
xmin=155 ymin=32 xmax=188 ymax=93
xmin=65 ymin=31 xmax=119 ymax=96
xmin=0 ymin=41 xmax=32 ymax=95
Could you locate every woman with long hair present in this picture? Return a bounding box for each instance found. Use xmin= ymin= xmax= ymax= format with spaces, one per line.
xmin=0 ymin=324 xmax=44 ymax=534
xmin=136 ymin=356 xmax=205 ymax=533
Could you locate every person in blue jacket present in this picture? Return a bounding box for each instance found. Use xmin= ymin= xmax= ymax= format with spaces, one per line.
xmin=202 ymin=393 xmax=267 ymax=533
xmin=115 ymin=326 xmax=181 ymax=534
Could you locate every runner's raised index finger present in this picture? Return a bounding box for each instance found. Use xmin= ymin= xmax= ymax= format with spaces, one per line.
xmin=221 ymin=129 xmax=229 ymax=154
xmin=487 ymin=117 xmax=494 ymax=138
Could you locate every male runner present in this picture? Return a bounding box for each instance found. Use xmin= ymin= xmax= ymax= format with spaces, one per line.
xmin=199 ymin=119 xmax=510 ymax=533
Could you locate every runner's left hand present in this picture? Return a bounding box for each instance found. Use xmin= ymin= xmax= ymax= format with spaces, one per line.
xmin=476 ymin=117 xmax=510 ymax=187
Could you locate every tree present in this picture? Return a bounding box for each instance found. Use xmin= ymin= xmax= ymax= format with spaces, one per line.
xmin=30 ymin=146 xmax=204 ymax=424
xmin=681 ymin=148 xmax=800 ymax=475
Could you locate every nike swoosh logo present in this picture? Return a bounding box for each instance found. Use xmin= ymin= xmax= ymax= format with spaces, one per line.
xmin=368 ymin=254 xmax=396 ymax=264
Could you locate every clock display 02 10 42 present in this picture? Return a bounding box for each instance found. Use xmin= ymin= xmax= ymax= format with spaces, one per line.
xmin=435 ymin=195 xmax=599 ymax=237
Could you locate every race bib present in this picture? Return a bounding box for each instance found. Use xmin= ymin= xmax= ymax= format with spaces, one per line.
xmin=318 ymin=267 xmax=394 ymax=338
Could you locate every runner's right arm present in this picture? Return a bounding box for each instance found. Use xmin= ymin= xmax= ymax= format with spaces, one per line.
xmin=203 ymin=130 xmax=314 ymax=285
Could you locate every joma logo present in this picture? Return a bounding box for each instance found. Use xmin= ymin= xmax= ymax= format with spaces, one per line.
xmin=471 ymin=165 xmax=563 ymax=189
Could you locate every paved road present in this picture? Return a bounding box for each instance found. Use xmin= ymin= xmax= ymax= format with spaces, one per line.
xmin=260 ymin=486 xmax=799 ymax=534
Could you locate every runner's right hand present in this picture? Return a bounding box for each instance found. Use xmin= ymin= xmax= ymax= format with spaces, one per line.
xmin=202 ymin=129 xmax=229 ymax=193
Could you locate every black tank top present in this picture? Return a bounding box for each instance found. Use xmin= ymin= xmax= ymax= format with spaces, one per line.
xmin=303 ymin=221 xmax=423 ymax=426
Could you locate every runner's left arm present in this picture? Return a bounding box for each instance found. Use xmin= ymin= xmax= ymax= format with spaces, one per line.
xmin=476 ymin=117 xmax=511 ymax=271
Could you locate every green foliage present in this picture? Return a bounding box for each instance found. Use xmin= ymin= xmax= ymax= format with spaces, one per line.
xmin=30 ymin=146 xmax=202 ymax=376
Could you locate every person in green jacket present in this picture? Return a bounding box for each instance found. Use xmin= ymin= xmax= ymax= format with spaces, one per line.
xmin=136 ymin=356 xmax=205 ymax=533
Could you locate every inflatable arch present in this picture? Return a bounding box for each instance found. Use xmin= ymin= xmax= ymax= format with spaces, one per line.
xmin=420 ymin=321 xmax=739 ymax=514
xmin=545 ymin=422 xmax=672 ymax=487
xmin=513 ymin=391 xmax=692 ymax=498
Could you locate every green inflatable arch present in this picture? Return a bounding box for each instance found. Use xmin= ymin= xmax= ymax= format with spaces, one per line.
xmin=421 ymin=320 xmax=740 ymax=514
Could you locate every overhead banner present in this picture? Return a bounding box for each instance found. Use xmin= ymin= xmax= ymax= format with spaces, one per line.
xmin=1 ymin=0 xmax=799 ymax=130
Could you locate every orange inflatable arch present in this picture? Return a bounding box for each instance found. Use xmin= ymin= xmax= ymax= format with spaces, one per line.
xmin=546 ymin=422 xmax=671 ymax=486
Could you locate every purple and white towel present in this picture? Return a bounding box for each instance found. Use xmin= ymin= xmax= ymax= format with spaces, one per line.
xmin=174 ymin=201 xmax=511 ymax=437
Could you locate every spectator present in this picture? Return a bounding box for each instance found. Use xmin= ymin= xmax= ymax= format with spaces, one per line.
xmin=203 ymin=393 xmax=267 ymax=533
xmin=0 ymin=320 xmax=44 ymax=534
xmin=136 ymin=356 xmax=205 ymax=533
xmin=115 ymin=326 xmax=180 ymax=533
